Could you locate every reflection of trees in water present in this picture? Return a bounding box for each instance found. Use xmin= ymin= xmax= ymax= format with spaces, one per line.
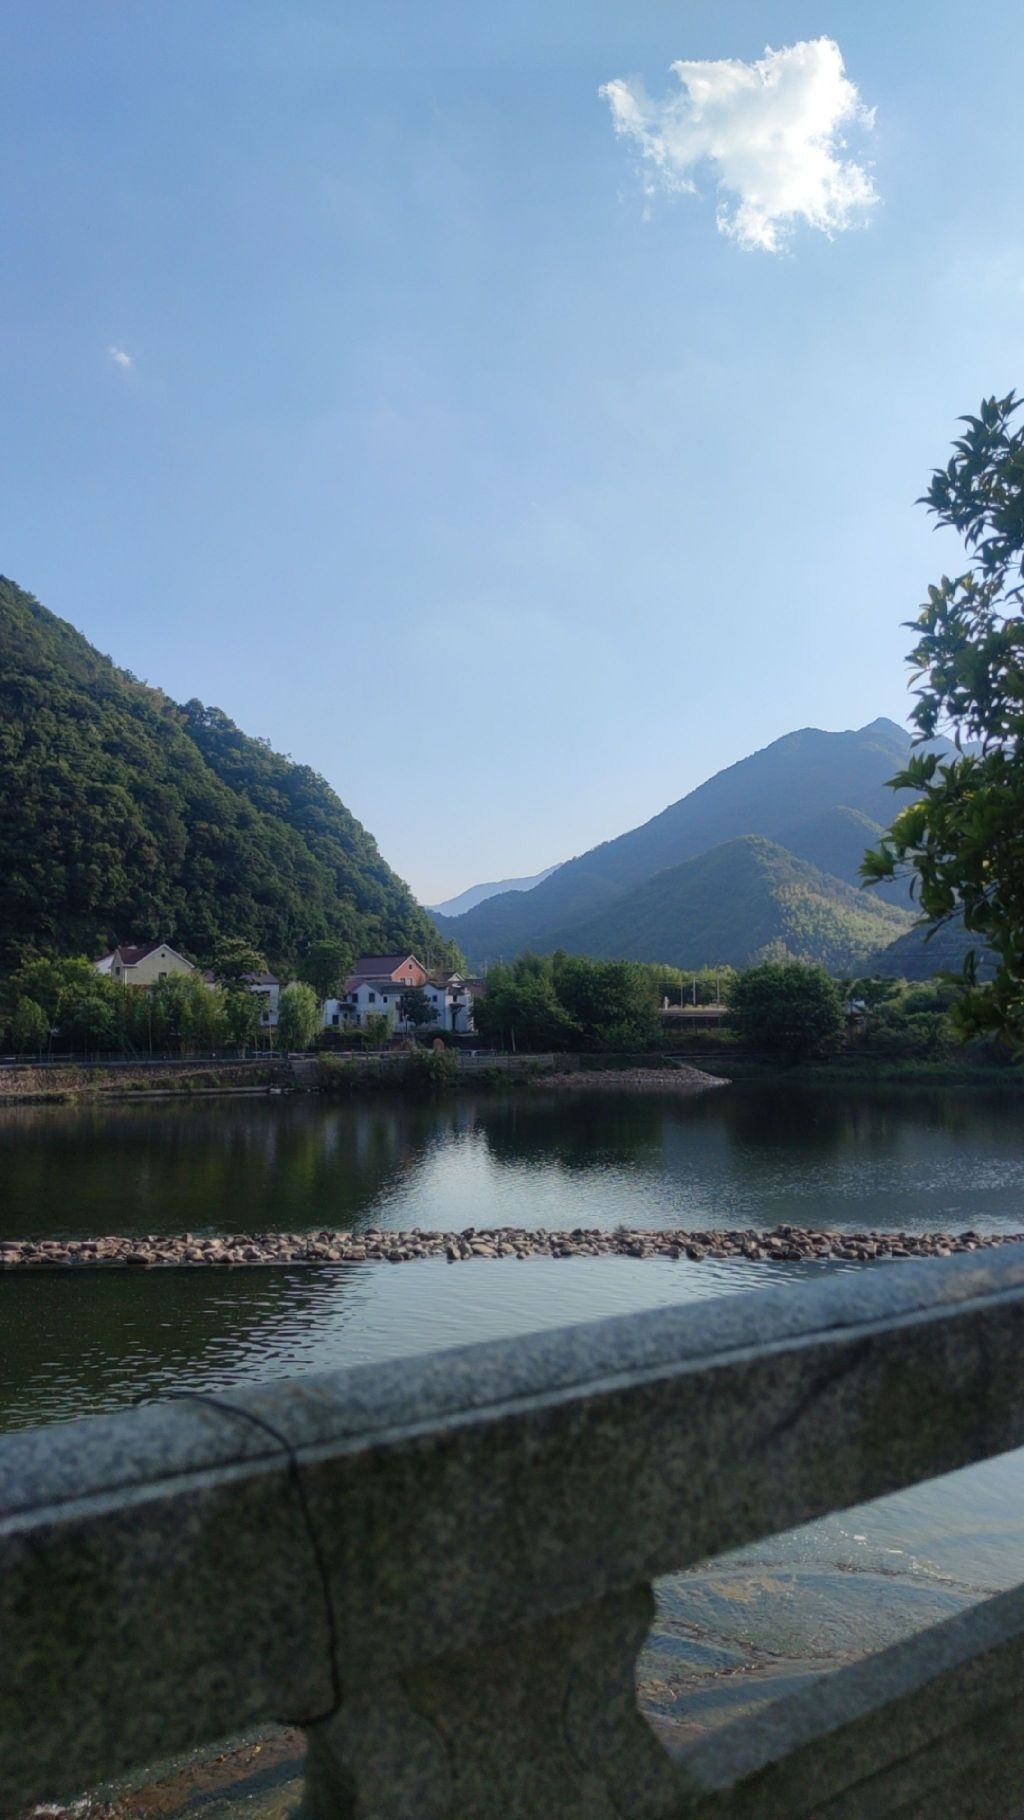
xmin=1 ymin=1265 xmax=356 ymax=1431
xmin=715 ymin=1082 xmax=1020 ymax=1157
xmin=712 ymin=1083 xmax=852 ymax=1153
xmin=474 ymin=1093 xmax=664 ymax=1171
xmin=0 ymin=1100 xmax=445 ymax=1239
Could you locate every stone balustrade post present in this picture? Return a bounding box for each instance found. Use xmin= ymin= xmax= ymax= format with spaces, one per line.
xmin=298 ymin=1587 xmax=682 ymax=1820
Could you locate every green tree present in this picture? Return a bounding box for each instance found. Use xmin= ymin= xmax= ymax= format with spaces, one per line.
xmin=141 ymin=973 xmax=229 ymax=1054
xmin=552 ymin=955 xmax=658 ymax=1049
xmin=363 ymin=1011 xmax=391 ymax=1049
xmin=277 ymin=980 xmax=322 ymax=1050
xmin=209 ymin=941 xmax=267 ymax=1055
xmin=472 ymin=958 xmax=580 ymax=1052
xmin=211 ymin=940 xmax=267 ymax=986
xmin=398 ymin=985 xmax=435 ymax=1030
xmin=223 ymin=986 xmax=261 ymax=1053
xmin=9 ymin=956 xmax=122 ymax=1052
xmin=298 ymin=938 xmax=354 ymax=1003
xmin=864 ymin=393 xmax=1024 ymax=1041
xmin=731 ymin=963 xmax=845 ymax=1063
xmin=849 ymin=976 xmax=903 ymax=1013
xmin=11 ymin=997 xmax=48 ymax=1053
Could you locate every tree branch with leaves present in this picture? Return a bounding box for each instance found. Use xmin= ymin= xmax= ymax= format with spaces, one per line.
xmin=863 ymin=392 xmax=1024 ymax=1041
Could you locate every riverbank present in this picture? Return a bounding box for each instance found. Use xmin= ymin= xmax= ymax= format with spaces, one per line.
xmin=0 ymin=1061 xmax=286 ymax=1105
xmin=2 ymin=1052 xmax=1018 ymax=1106
xmin=4 ymin=1223 xmax=1019 ymax=1270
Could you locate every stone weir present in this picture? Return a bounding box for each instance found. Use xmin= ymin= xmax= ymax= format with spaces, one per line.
xmin=1 ymin=1225 xmax=1021 ymax=1270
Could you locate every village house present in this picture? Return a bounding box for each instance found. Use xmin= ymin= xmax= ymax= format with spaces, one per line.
xmin=95 ymin=945 xmax=280 ymax=1026
xmin=245 ymin=971 xmax=281 ymax=1031
xmin=323 ymin=955 xmax=481 ymax=1035
xmin=201 ymin=969 xmax=281 ymax=1029
xmin=95 ymin=942 xmax=195 ymax=988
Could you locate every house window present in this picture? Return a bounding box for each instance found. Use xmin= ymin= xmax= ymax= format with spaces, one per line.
xmin=368 ymin=992 xmax=376 ymax=1003
xmin=332 ymin=1014 xmax=339 ymax=1026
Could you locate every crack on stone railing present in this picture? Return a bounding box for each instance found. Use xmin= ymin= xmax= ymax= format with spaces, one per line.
xmin=760 ymin=1340 xmax=873 ymax=1453
xmin=156 ymin=1390 xmax=343 ymax=1725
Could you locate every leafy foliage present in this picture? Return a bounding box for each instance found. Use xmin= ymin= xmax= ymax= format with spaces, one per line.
xmin=730 ymin=963 xmax=845 ymax=1062
xmin=398 ymin=985 xmax=435 ymax=1028
xmin=0 ymin=953 xmax=252 ymax=1055
xmin=473 ymin=953 xmax=659 ymax=1052
xmin=863 ymin=395 xmax=1024 ymax=1040
xmin=362 ymin=1012 xmax=391 ymax=1049
xmin=0 ymin=577 xmax=459 ymax=973
xmin=276 ymin=981 xmax=322 ymax=1051
xmin=210 ymin=940 xmax=268 ymax=986
xmin=298 ymin=938 xmax=354 ymax=1002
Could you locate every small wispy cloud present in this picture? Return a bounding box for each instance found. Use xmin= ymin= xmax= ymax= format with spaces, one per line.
xmin=107 ymin=345 xmax=134 ymax=370
xmin=600 ymin=37 xmax=877 ymax=253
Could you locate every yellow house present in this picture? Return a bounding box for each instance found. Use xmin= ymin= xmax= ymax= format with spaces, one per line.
xmin=100 ymin=942 xmax=195 ymax=988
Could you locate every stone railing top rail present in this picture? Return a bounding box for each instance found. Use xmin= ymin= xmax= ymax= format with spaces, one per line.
xmin=5 ymin=1245 xmax=1024 ymax=1816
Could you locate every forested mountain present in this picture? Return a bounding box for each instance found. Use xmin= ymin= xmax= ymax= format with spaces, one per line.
xmin=545 ymin=836 xmax=913 ymax=972
xmin=430 ymin=719 xmax=921 ymax=967
xmin=0 ymin=577 xmax=458 ymax=972
xmin=867 ymin=915 xmax=997 ymax=982
xmin=775 ymin=805 xmax=914 ymax=907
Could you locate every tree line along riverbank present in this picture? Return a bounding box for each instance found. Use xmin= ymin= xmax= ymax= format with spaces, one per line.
xmin=3 ymin=1225 xmax=1020 ymax=1271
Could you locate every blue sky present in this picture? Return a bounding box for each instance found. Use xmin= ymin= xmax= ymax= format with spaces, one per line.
xmin=2 ymin=2 xmax=1022 ymax=903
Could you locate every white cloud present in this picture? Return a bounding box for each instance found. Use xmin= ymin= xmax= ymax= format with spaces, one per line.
xmin=600 ymin=37 xmax=877 ymax=252
xmin=107 ymin=345 xmax=134 ymax=370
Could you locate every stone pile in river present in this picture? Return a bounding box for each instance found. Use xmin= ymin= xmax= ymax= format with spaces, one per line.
xmin=542 ymin=1067 xmax=727 ymax=1093
xmin=2 ymin=1224 xmax=1021 ymax=1270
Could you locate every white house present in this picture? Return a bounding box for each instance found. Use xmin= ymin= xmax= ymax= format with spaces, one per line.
xmin=246 ymin=972 xmax=281 ymax=1030
xmin=322 ymin=957 xmax=480 ymax=1035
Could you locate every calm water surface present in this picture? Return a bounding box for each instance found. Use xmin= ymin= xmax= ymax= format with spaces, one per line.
xmin=4 ymin=1080 xmax=1024 ymax=1770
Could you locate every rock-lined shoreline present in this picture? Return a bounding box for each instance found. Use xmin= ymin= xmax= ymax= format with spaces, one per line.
xmin=2 ymin=1224 xmax=1021 ymax=1270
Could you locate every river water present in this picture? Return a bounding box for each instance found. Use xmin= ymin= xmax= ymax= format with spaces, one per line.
xmin=4 ymin=1080 xmax=1024 ymax=1798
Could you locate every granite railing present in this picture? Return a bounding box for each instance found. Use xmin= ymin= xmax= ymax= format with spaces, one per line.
xmin=5 ymin=1246 xmax=1024 ymax=1818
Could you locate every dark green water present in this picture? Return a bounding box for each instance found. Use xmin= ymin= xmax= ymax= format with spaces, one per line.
xmin=4 ymin=1081 xmax=1024 ymax=1794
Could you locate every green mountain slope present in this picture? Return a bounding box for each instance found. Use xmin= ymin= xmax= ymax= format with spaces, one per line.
xmin=430 ymin=718 xmax=919 ymax=963
xmin=0 ymin=577 xmax=455 ymax=970
xmin=545 ymin=836 xmax=913 ymax=972
xmin=776 ymin=805 xmax=910 ymax=906
xmin=868 ymin=916 xmax=998 ymax=982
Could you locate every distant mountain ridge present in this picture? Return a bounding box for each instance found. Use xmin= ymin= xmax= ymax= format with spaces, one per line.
xmin=0 ymin=577 xmax=458 ymax=971
xmin=429 ymin=718 xmax=922 ymax=969
xmin=429 ymin=863 xmax=561 ymax=919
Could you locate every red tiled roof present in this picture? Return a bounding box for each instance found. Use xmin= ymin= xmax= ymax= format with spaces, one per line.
xmin=349 ymin=954 xmax=423 ymax=980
